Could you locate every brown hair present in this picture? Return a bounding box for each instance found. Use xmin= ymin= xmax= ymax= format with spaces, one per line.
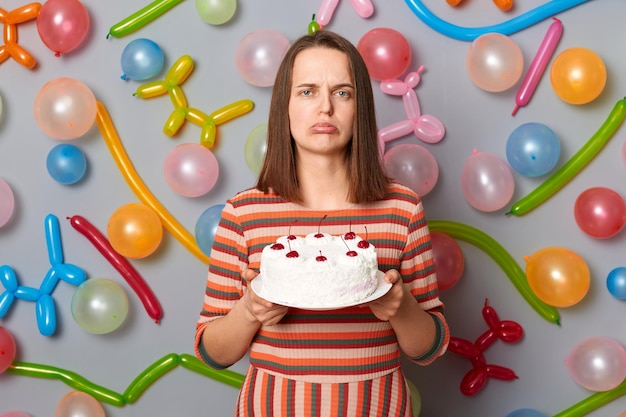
xmin=255 ymin=30 xmax=391 ymax=203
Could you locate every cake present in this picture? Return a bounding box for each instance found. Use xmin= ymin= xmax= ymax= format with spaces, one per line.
xmin=257 ymin=230 xmax=380 ymax=308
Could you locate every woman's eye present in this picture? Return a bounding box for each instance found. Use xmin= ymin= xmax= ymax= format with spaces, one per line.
xmin=300 ymin=89 xmax=312 ymax=96
xmin=336 ymin=90 xmax=351 ymax=98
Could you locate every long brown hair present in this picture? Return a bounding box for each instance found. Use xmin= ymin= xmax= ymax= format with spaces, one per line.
xmin=255 ymin=30 xmax=390 ymax=203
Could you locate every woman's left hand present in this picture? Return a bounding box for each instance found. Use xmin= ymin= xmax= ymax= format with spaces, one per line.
xmin=364 ymin=269 xmax=408 ymax=321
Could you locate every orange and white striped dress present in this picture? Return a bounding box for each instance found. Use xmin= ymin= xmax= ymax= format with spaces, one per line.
xmin=195 ymin=183 xmax=449 ymax=416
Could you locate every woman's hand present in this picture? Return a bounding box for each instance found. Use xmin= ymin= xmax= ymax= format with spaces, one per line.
xmin=241 ymin=269 xmax=289 ymax=326
xmin=365 ymin=269 xmax=411 ymax=321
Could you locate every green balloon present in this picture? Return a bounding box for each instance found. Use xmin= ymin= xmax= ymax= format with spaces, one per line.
xmin=195 ymin=0 xmax=237 ymax=25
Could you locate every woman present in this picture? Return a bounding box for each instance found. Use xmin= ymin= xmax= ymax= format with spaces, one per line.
xmin=195 ymin=30 xmax=449 ymax=416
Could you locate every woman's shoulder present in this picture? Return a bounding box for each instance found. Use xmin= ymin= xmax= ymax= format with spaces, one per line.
xmin=227 ymin=187 xmax=285 ymax=207
xmin=384 ymin=181 xmax=422 ymax=204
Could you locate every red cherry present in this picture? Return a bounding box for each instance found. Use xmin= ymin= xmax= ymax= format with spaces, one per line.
xmin=287 ymin=251 xmax=299 ymax=258
xmin=287 ymin=235 xmax=297 ymax=240
xmin=357 ymin=240 xmax=370 ymax=248
xmin=271 ymin=243 xmax=285 ymax=250
xmin=346 ymin=250 xmax=357 ymax=257
xmin=316 ymin=251 xmax=327 ymax=262
xmin=315 ymin=215 xmax=328 ymax=238
xmin=344 ymin=231 xmax=356 ymax=240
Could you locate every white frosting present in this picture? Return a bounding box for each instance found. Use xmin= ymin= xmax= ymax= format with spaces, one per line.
xmin=259 ymin=232 xmax=379 ymax=308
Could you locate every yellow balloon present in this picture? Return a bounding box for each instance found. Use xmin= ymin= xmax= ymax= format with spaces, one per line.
xmin=550 ymin=47 xmax=606 ymax=105
xmin=525 ymin=246 xmax=590 ymax=307
xmin=107 ymin=203 xmax=163 ymax=259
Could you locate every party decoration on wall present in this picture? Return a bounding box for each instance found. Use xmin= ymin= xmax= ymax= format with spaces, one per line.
xmin=107 ymin=203 xmax=163 ymax=259
xmin=507 ymin=97 xmax=626 ymax=216
xmin=120 ymin=38 xmax=164 ymax=81
xmin=54 ymin=391 xmax=105 ymax=417
xmin=552 ymin=377 xmax=626 ymax=417
xmin=134 ymin=54 xmax=254 ymax=147
xmin=446 ymin=0 xmax=513 ymax=11
xmin=378 ymin=66 xmax=446 ymax=153
xmin=71 ymin=277 xmax=129 ymax=334
xmin=316 ymin=0 xmax=374 ymax=27
xmin=95 ymin=101 xmax=211 ymax=265
xmin=68 ymin=214 xmax=163 ymax=322
xmin=0 ymin=412 xmax=30 ymax=417
xmin=565 ymin=336 xmax=626 ymax=392
xmin=0 ymin=214 xmax=86 ymax=336
xmin=403 ymin=0 xmax=591 ymax=41
xmin=34 ymin=77 xmax=97 ymax=140
xmin=164 ymin=143 xmax=220 ymax=197
xmin=550 ymin=47 xmax=606 ymax=105
xmin=507 ymin=410 xmax=547 ymax=417
xmin=383 ymin=143 xmax=439 ymax=197
xmin=0 ymin=2 xmax=41 ymax=69
xmin=466 ymin=33 xmax=523 ymax=93
xmin=107 ymin=0 xmax=185 ymax=38
xmin=244 ymin=123 xmax=268 ymax=175
xmin=36 ymin=0 xmax=90 ymax=57
xmin=427 ymin=220 xmax=560 ymax=325
xmin=447 ymin=299 xmax=522 ymax=395
xmin=195 ymin=0 xmax=237 ymax=25
xmin=46 ymin=144 xmax=88 ymax=185
xmin=0 ymin=326 xmax=16 ymax=373
xmin=308 ymin=14 xmax=320 ymax=35
xmin=357 ymin=27 xmax=411 ymax=81
xmin=506 ymin=122 xmax=560 ymax=178
xmin=524 ymin=246 xmax=590 ymax=308
xmin=7 ymin=353 xmax=245 ymax=406
xmin=430 ymin=231 xmax=464 ymax=291
xmin=607 ymin=267 xmax=626 ymax=300
xmin=0 ymin=178 xmax=15 ymax=228
xmin=461 ymin=150 xmax=515 ymax=212
xmin=235 ymin=29 xmax=291 ymax=87
xmin=574 ymin=187 xmax=626 ymax=239
xmin=195 ymin=204 xmax=225 ymax=257
xmin=512 ymin=18 xmax=563 ymax=116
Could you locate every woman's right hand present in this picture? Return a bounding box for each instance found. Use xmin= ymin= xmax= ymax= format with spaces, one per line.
xmin=242 ymin=268 xmax=289 ymax=326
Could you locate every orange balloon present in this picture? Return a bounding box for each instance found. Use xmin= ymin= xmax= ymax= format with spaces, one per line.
xmin=107 ymin=203 xmax=163 ymax=259
xmin=550 ymin=47 xmax=606 ymax=105
xmin=525 ymin=246 xmax=590 ymax=307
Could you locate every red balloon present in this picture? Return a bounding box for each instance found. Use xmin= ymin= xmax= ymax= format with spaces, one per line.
xmin=574 ymin=187 xmax=626 ymax=239
xmin=0 ymin=326 xmax=16 ymax=373
xmin=430 ymin=232 xmax=464 ymax=291
xmin=357 ymin=28 xmax=411 ymax=80
xmin=460 ymin=367 xmax=488 ymax=396
xmin=37 ymin=0 xmax=90 ymax=56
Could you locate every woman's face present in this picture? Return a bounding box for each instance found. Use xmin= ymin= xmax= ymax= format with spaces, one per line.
xmin=288 ymin=47 xmax=355 ymax=159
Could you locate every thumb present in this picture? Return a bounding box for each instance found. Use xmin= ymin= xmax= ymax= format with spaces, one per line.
xmin=242 ymin=268 xmax=259 ymax=283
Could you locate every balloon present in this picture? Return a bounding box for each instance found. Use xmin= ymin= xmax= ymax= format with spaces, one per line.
xmin=34 ymin=77 xmax=97 ymax=140
xmin=357 ymin=28 xmax=411 ymax=81
xmin=54 ymin=391 xmax=105 ymax=417
xmin=607 ymin=267 xmax=626 ymax=300
xmin=195 ymin=204 xmax=225 ymax=256
xmin=0 ymin=412 xmax=31 ymax=417
xmin=178 ymin=353 xmax=245 ymax=388
xmin=461 ymin=150 xmax=515 ymax=212
xmin=107 ymin=203 xmax=163 ymax=259
xmin=71 ymin=278 xmax=129 ymax=334
xmin=235 ymin=29 xmax=291 ymax=87
xmin=512 ymin=18 xmax=562 ymax=115
xmin=574 ymin=187 xmax=626 ymax=239
xmin=406 ymin=379 xmax=422 ymax=417
xmin=244 ymin=123 xmax=267 ymax=175
xmin=195 ymin=0 xmax=237 ymax=25
xmin=317 ymin=0 xmax=374 ymax=26
xmin=565 ymin=337 xmax=626 ymax=392
xmin=95 ymin=102 xmax=210 ymax=264
xmin=550 ymin=47 xmax=606 ymax=105
xmin=120 ymin=38 xmax=164 ymax=81
xmin=68 ymin=215 xmax=163 ymax=323
xmin=0 ymin=3 xmax=41 ymax=68
xmin=428 ymin=220 xmax=560 ymax=325
xmin=46 ymin=144 xmax=88 ymax=185
xmin=525 ymin=246 xmax=590 ymax=308
xmin=507 ymin=98 xmax=626 ymax=216
xmin=384 ymin=144 xmax=439 ymax=197
xmin=430 ymin=232 xmax=464 ymax=291
xmin=404 ymin=0 xmax=589 ymax=41
xmin=107 ymin=0 xmax=185 ymax=38
xmin=466 ymin=33 xmax=524 ymax=93
xmin=0 ymin=326 xmax=16 ymax=373
xmin=122 ymin=353 xmax=179 ymax=403
xmin=0 ymin=178 xmax=15 ymax=228
xmin=164 ymin=143 xmax=219 ymax=197
xmin=553 ymin=379 xmax=626 ymax=417
xmin=622 ymin=140 xmax=626 ymax=165
xmin=506 ymin=122 xmax=561 ymax=177
xmin=507 ymin=409 xmax=548 ymax=417
xmin=37 ymin=0 xmax=90 ymax=56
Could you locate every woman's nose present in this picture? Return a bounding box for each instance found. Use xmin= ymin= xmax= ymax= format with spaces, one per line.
xmin=318 ymin=93 xmax=333 ymax=115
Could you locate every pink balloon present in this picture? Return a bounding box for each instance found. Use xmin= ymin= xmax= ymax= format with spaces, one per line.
xmin=235 ymin=30 xmax=291 ymax=87
xmin=430 ymin=232 xmax=464 ymax=291
xmin=565 ymin=336 xmax=626 ymax=392
xmin=0 ymin=326 xmax=16 ymax=373
xmin=574 ymin=187 xmax=626 ymax=239
xmin=0 ymin=412 xmax=31 ymax=417
xmin=54 ymin=391 xmax=105 ymax=417
xmin=0 ymin=179 xmax=15 ymax=228
xmin=37 ymin=0 xmax=90 ymax=55
xmin=461 ymin=150 xmax=515 ymax=212
xmin=357 ymin=28 xmax=411 ymax=81
xmin=164 ymin=143 xmax=220 ymax=197
xmin=34 ymin=77 xmax=97 ymax=140
xmin=383 ymin=143 xmax=439 ymax=196
xmin=466 ymin=33 xmax=524 ymax=93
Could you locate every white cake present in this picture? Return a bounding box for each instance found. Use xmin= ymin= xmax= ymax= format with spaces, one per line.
xmin=258 ymin=231 xmax=379 ymax=308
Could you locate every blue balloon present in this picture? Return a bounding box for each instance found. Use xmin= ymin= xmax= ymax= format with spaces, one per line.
xmin=506 ymin=122 xmax=560 ymax=177
xmin=607 ymin=267 xmax=626 ymax=299
xmin=506 ymin=409 xmax=547 ymax=417
xmin=46 ymin=144 xmax=87 ymax=185
xmin=195 ymin=204 xmax=225 ymax=256
xmin=121 ymin=38 xmax=164 ymax=81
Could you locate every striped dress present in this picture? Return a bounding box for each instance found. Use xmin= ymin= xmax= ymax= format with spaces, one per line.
xmin=195 ymin=183 xmax=449 ymax=416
